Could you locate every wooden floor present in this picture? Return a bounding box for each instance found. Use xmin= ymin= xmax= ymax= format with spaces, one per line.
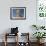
xmin=0 ymin=42 xmax=46 ymax=46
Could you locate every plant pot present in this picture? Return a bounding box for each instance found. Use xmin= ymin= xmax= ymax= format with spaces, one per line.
xmin=37 ymin=39 xmax=44 ymax=44
xmin=37 ymin=39 xmax=40 ymax=43
xmin=40 ymin=38 xmax=45 ymax=43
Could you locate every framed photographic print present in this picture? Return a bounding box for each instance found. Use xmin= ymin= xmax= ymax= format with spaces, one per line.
xmin=36 ymin=0 xmax=46 ymax=26
xmin=10 ymin=7 xmax=26 ymax=20
xmin=37 ymin=0 xmax=46 ymax=18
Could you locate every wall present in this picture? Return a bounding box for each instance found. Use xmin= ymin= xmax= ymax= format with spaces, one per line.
xmin=0 ymin=0 xmax=37 ymax=42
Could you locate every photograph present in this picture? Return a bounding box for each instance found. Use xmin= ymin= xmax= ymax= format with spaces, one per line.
xmin=10 ymin=7 xmax=26 ymax=20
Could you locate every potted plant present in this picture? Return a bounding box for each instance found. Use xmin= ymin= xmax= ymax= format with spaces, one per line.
xmin=33 ymin=32 xmax=46 ymax=43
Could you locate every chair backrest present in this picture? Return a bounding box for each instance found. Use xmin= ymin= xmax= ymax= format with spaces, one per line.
xmin=11 ymin=27 xmax=18 ymax=34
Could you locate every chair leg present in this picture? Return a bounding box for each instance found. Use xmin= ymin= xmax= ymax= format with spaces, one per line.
xmin=4 ymin=33 xmax=7 ymax=46
xmin=16 ymin=34 xmax=18 ymax=46
xmin=4 ymin=41 xmax=7 ymax=46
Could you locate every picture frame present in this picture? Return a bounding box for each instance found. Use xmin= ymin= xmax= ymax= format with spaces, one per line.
xmin=37 ymin=0 xmax=46 ymax=18
xmin=10 ymin=7 xmax=26 ymax=20
xmin=36 ymin=0 xmax=46 ymax=26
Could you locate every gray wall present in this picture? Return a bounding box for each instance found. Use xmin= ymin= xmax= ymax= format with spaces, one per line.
xmin=0 ymin=0 xmax=37 ymax=42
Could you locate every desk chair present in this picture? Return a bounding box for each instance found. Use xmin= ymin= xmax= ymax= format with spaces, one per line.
xmin=4 ymin=27 xmax=18 ymax=46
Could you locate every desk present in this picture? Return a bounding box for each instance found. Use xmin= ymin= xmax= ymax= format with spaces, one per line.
xmin=4 ymin=33 xmax=30 ymax=46
xmin=4 ymin=33 xmax=18 ymax=46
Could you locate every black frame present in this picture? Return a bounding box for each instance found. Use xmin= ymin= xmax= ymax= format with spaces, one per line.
xmin=10 ymin=7 xmax=26 ymax=20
